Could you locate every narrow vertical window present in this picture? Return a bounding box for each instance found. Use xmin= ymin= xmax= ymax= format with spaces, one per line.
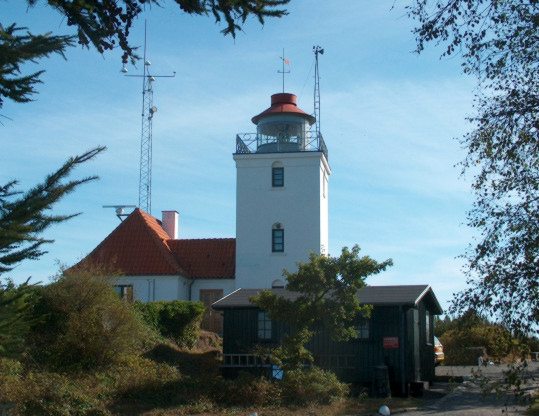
xmin=272 ymin=167 xmax=284 ymax=187
xmin=258 ymin=311 xmax=272 ymax=340
xmin=425 ymin=310 xmax=431 ymax=343
xmin=358 ymin=319 xmax=370 ymax=339
xmin=272 ymin=228 xmax=284 ymax=252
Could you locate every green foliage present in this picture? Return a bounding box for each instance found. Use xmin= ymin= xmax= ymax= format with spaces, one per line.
xmin=29 ymin=265 xmax=150 ymax=370
xmin=0 ymin=369 xmax=111 ymax=416
xmin=407 ymin=0 xmax=539 ymax=334
xmin=2 ymin=0 xmax=288 ymax=107
xmin=220 ymin=372 xmax=281 ymax=407
xmin=434 ymin=310 xmax=489 ymax=338
xmin=280 ymin=367 xmax=349 ymax=405
xmin=0 ymin=147 xmax=104 ymax=274
xmin=0 ymin=23 xmax=73 ymax=106
xmin=134 ymin=300 xmax=205 ymax=348
xmin=252 ymin=245 xmax=392 ymax=368
xmin=0 ymin=278 xmax=41 ymax=357
xmin=441 ymin=324 xmax=512 ymax=365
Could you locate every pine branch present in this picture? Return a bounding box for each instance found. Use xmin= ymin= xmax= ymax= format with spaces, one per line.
xmin=0 ymin=146 xmax=105 ymax=275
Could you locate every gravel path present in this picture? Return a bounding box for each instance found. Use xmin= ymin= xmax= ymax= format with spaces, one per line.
xmin=400 ymin=362 xmax=539 ymax=416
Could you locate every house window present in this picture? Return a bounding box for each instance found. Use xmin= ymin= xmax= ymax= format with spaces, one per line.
xmin=258 ymin=311 xmax=272 ymax=340
xmin=358 ymin=319 xmax=370 ymax=339
xmin=425 ymin=310 xmax=431 ymax=343
xmin=272 ymin=228 xmax=284 ymax=252
xmin=114 ymin=285 xmax=133 ymax=302
xmin=272 ymin=167 xmax=284 ymax=187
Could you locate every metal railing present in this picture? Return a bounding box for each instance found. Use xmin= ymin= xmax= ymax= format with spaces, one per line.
xmin=236 ymin=131 xmax=328 ymax=160
xmin=222 ymin=353 xmax=272 ymax=368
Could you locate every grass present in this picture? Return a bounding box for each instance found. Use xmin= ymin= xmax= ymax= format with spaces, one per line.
xmin=526 ymin=394 xmax=539 ymax=415
xmin=130 ymin=396 xmax=422 ymax=416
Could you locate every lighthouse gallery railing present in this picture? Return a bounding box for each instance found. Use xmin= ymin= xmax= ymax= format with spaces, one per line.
xmin=235 ymin=131 xmax=328 ymax=161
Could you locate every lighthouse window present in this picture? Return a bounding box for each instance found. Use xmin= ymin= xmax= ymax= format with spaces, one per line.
xmin=272 ymin=167 xmax=284 ymax=187
xmin=272 ymin=228 xmax=284 ymax=252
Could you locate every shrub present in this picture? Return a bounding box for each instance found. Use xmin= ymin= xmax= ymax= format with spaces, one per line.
xmin=441 ymin=324 xmax=512 ymax=365
xmin=219 ymin=372 xmax=281 ymax=407
xmin=280 ymin=367 xmax=349 ymax=405
xmin=28 ymin=265 xmax=151 ymax=370
xmin=134 ymin=301 xmax=205 ymax=348
xmin=0 ymin=370 xmax=110 ymax=416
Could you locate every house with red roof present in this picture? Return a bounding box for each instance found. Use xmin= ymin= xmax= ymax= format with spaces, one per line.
xmin=78 ymin=208 xmax=235 ymax=332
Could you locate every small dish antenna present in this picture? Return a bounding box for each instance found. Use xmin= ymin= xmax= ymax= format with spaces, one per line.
xmin=103 ymin=205 xmax=137 ymax=221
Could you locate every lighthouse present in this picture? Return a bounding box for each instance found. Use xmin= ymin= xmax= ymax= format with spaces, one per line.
xmin=234 ymin=92 xmax=331 ymax=289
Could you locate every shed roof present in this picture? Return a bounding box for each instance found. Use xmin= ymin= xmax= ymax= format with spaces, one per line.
xmin=212 ymin=285 xmax=443 ymax=314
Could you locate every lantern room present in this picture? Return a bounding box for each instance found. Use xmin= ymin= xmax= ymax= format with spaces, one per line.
xmin=235 ymin=92 xmax=327 ymax=159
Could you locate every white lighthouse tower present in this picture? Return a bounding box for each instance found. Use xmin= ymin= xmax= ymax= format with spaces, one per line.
xmin=234 ymin=92 xmax=331 ymax=289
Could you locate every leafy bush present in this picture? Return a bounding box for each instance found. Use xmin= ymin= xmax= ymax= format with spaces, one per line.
xmin=219 ymin=372 xmax=281 ymax=407
xmin=0 ymin=370 xmax=110 ymax=416
xmin=441 ymin=324 xmax=512 ymax=365
xmin=28 ymin=266 xmax=151 ymax=370
xmin=134 ymin=301 xmax=204 ymax=348
xmin=280 ymin=367 xmax=348 ymax=405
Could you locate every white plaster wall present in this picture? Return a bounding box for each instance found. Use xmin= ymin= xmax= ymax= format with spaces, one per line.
xmin=113 ymin=275 xmax=189 ymax=301
xmin=234 ymin=151 xmax=331 ymax=289
xmin=190 ymin=279 xmax=236 ymax=301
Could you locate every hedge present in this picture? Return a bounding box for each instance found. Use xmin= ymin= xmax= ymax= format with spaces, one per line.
xmin=134 ymin=301 xmax=205 ymax=348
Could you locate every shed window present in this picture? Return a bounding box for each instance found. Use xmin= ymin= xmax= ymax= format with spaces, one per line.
xmin=272 ymin=167 xmax=284 ymax=187
xmin=114 ymin=285 xmax=133 ymax=302
xmin=272 ymin=228 xmax=284 ymax=252
xmin=258 ymin=311 xmax=272 ymax=340
xmin=357 ymin=319 xmax=370 ymax=339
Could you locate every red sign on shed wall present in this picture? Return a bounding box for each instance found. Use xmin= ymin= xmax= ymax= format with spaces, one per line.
xmin=383 ymin=336 xmax=399 ymax=349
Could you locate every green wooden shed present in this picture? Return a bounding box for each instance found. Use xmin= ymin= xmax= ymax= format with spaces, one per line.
xmin=212 ymin=284 xmax=443 ymax=396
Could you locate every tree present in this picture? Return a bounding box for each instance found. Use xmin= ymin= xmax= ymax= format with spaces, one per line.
xmin=0 ymin=278 xmax=40 ymax=357
xmin=29 ymin=264 xmax=150 ymax=370
xmin=0 ymin=146 xmax=105 ymax=274
xmin=1 ymin=0 xmax=289 ymax=107
xmin=252 ymin=245 xmax=392 ymax=369
xmin=407 ymin=1 xmax=539 ymax=334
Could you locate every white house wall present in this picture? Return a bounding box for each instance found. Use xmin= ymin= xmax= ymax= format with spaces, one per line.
xmin=113 ymin=275 xmax=235 ymax=302
xmin=234 ymin=151 xmax=331 ymax=289
xmin=191 ymin=279 xmax=236 ymax=301
xmin=113 ymin=275 xmax=189 ymax=302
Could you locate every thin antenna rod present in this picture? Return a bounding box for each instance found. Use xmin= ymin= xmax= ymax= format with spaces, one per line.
xmin=278 ymin=48 xmax=290 ymax=93
xmin=123 ymin=20 xmax=175 ymax=214
xmin=313 ymin=45 xmax=324 ymax=137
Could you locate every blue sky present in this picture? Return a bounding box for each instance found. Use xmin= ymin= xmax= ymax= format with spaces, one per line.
xmin=2 ymin=1 xmax=477 ymax=312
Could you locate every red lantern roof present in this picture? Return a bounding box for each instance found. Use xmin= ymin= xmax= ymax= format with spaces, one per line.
xmin=251 ymin=93 xmax=315 ymax=125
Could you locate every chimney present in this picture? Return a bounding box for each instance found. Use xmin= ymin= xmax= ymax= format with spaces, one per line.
xmin=161 ymin=210 xmax=179 ymax=239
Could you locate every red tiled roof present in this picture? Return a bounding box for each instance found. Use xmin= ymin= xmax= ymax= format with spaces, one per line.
xmin=78 ymin=208 xmax=235 ymax=279
xmin=251 ymin=93 xmax=316 ymax=125
xmin=168 ymin=239 xmax=235 ymax=279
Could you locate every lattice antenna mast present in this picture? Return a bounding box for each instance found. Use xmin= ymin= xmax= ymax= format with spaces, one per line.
xmin=123 ymin=20 xmax=175 ymax=214
xmin=313 ymin=45 xmax=324 ymax=137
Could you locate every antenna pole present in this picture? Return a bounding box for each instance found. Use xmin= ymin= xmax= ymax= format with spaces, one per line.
xmin=313 ymin=45 xmax=324 ymax=138
xmin=124 ymin=20 xmax=175 ymax=214
xmin=278 ymin=48 xmax=290 ymax=93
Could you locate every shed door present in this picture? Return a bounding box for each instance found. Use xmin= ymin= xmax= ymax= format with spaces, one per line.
xmin=200 ymin=289 xmax=224 ymax=334
xmin=413 ymin=308 xmax=420 ymax=381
